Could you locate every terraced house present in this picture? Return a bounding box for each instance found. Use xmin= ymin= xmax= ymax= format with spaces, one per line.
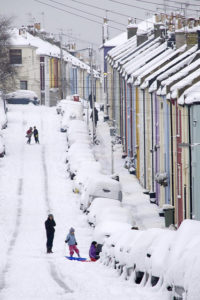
xmin=106 ymin=13 xmax=200 ymax=226
xmin=8 ymin=23 xmax=100 ymax=106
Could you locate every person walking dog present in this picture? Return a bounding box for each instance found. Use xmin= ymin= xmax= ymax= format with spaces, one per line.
xmin=65 ymin=227 xmax=80 ymax=257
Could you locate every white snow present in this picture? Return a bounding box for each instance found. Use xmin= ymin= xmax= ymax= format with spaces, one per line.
xmin=6 ymin=89 xmax=38 ymax=100
xmin=1 ymin=103 xmax=200 ymax=300
xmin=178 ymin=81 xmax=200 ymax=105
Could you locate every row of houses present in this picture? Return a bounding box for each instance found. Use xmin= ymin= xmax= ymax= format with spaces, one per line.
xmin=105 ymin=13 xmax=200 ymax=226
xmin=8 ymin=24 xmax=101 ymax=106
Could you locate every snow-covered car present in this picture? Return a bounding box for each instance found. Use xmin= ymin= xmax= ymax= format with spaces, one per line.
xmin=67 ymin=119 xmax=87 ymax=135
xmin=123 ymin=228 xmax=164 ymax=284
xmin=114 ymin=229 xmax=140 ymax=275
xmin=67 ymin=132 xmax=91 ymax=147
xmin=60 ymin=101 xmax=83 ymax=132
xmin=56 ymin=99 xmax=69 ymax=114
xmin=0 ymin=130 xmax=6 ymax=157
xmin=6 ymin=90 xmax=39 ymax=105
xmin=73 ymin=161 xmax=102 ymax=194
xmin=100 ymin=230 xmax=125 ymax=267
xmin=87 ymin=197 xmax=121 ymax=226
xmin=80 ymin=175 xmax=122 ymax=211
xmin=95 ymin=206 xmax=135 ymax=227
xmin=144 ymin=229 xmax=176 ymax=287
xmin=67 ymin=154 xmax=95 ymax=179
xmin=165 ymin=220 xmax=200 ymax=299
xmin=65 ymin=142 xmax=93 ymax=163
xmin=93 ymin=220 xmax=132 ymax=245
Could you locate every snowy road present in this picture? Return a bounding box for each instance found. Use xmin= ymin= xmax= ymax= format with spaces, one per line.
xmin=0 ymin=105 xmax=166 ymax=300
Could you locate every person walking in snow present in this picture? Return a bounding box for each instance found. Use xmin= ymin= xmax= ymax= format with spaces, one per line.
xmin=26 ymin=127 xmax=33 ymax=144
xmin=90 ymin=107 xmax=99 ymax=127
xmin=33 ymin=126 xmax=39 ymax=144
xmin=89 ymin=241 xmax=100 ymax=261
xmin=45 ymin=214 xmax=56 ymax=253
xmin=65 ymin=227 xmax=80 ymax=257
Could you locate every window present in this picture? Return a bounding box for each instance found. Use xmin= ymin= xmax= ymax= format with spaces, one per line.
xmin=20 ymin=81 xmax=28 ymax=90
xmin=10 ymin=49 xmax=22 ymax=64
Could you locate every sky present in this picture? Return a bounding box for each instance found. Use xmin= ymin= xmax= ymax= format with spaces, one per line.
xmin=1 ymin=0 xmax=199 ymax=58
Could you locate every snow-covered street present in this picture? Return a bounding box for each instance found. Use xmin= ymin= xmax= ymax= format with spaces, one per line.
xmin=0 ymin=105 xmax=166 ymax=300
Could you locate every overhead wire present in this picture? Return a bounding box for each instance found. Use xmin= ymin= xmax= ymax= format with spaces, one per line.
xmin=108 ymin=0 xmax=156 ymax=14
xmin=64 ymin=0 xmax=133 ymax=18
xmin=47 ymin=0 xmax=126 ymax=27
xmin=109 ymin=0 xmax=200 ymax=13
xmin=167 ymin=0 xmax=200 ymax=7
xmin=34 ymin=0 xmax=123 ymax=32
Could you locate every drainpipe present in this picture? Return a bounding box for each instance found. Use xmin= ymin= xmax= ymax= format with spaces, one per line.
xmin=151 ymin=93 xmax=154 ymax=192
xmin=143 ymin=89 xmax=146 ymax=189
xmin=170 ymin=101 xmax=175 ymax=207
xmin=188 ymin=105 xmax=193 ymax=219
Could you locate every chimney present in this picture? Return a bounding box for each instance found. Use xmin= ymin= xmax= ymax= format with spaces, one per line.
xmin=127 ymin=18 xmax=138 ymax=39
xmin=154 ymin=13 xmax=166 ymax=39
xmin=102 ymin=17 xmax=109 ymax=44
xmin=137 ymin=31 xmax=148 ymax=46
xmin=19 ymin=26 xmax=27 ymax=38
xmin=175 ymin=20 xmax=198 ymax=50
xmin=34 ymin=23 xmax=41 ymax=31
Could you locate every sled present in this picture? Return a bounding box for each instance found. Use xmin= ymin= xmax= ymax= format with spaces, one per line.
xmin=65 ymin=256 xmax=91 ymax=262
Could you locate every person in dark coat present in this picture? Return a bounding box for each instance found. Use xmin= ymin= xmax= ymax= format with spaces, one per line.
xmin=90 ymin=107 xmax=99 ymax=127
xmin=88 ymin=93 xmax=96 ymax=108
xmin=45 ymin=214 xmax=56 ymax=253
xmin=26 ymin=127 xmax=33 ymax=144
xmin=33 ymin=126 xmax=39 ymax=144
xmin=89 ymin=241 xmax=100 ymax=261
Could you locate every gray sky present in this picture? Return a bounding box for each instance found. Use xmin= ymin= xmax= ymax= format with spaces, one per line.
xmin=1 ymin=0 xmax=199 ymax=57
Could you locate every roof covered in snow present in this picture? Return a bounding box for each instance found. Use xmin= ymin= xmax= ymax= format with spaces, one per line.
xmin=106 ymin=16 xmax=155 ymax=59
xmin=159 ymin=55 xmax=200 ymax=97
xmin=9 ymin=28 xmax=93 ymax=72
xmin=170 ymin=68 xmax=200 ymax=99
xmin=178 ymin=81 xmax=200 ymax=105
xmin=102 ymin=32 xmax=127 ymax=48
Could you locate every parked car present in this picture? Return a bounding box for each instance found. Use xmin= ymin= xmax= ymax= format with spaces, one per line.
xmin=165 ymin=220 xmax=200 ymax=300
xmin=87 ymin=197 xmax=121 ymax=226
xmin=80 ymin=175 xmax=122 ymax=211
xmin=93 ymin=220 xmax=132 ymax=245
xmin=6 ymin=90 xmax=39 ymax=105
xmin=60 ymin=100 xmax=83 ymax=132
xmin=144 ymin=229 xmax=176 ymax=287
xmin=0 ymin=130 xmax=6 ymax=157
xmin=56 ymin=99 xmax=69 ymax=114
xmin=73 ymin=161 xmax=102 ymax=194
xmin=95 ymin=206 xmax=135 ymax=227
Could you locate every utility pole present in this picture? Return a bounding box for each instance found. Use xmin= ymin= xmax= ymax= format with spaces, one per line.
xmin=89 ymin=46 xmax=95 ymax=144
xmin=59 ymin=32 xmax=65 ymax=99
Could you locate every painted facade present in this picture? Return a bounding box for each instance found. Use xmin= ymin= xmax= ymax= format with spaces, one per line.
xmin=105 ymin=16 xmax=200 ymax=226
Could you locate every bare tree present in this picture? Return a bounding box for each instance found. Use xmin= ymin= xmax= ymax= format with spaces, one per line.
xmin=0 ymin=15 xmax=16 ymax=92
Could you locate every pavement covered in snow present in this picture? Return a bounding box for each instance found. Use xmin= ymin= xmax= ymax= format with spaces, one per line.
xmin=0 ymin=104 xmax=167 ymax=299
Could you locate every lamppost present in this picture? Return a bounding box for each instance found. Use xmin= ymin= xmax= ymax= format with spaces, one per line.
xmin=71 ymin=46 xmax=95 ymax=144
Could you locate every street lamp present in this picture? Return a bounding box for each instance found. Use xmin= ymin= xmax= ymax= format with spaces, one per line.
xmin=71 ymin=46 xmax=96 ymax=144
